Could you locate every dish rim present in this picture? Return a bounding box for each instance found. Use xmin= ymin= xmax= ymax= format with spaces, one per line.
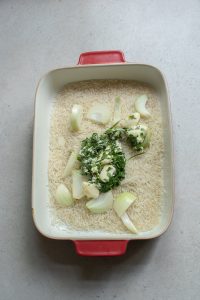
xmin=32 ymin=62 xmax=175 ymax=241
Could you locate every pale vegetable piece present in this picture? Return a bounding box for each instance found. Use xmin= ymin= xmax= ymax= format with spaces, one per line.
xmin=55 ymin=184 xmax=74 ymax=206
xmin=101 ymin=158 xmax=112 ymax=165
xmin=72 ymin=170 xmax=85 ymax=199
xmin=86 ymin=191 xmax=113 ymax=213
xmin=121 ymin=112 xmax=140 ymax=128
xmin=135 ymin=95 xmax=151 ymax=118
xmin=127 ymin=112 xmax=140 ymax=127
xmin=87 ymin=103 xmax=111 ymax=124
xmin=141 ymin=128 xmax=151 ymax=148
xmin=76 ymin=160 xmax=81 ymax=169
xmin=113 ymin=96 xmax=121 ymax=124
xmin=99 ymin=165 xmax=116 ymax=182
xmin=121 ymin=212 xmax=138 ymax=233
xmin=113 ymin=192 xmax=137 ymax=217
xmin=83 ymin=182 xmax=99 ymax=199
xmin=64 ymin=151 xmax=77 ymax=177
xmin=70 ymin=104 xmax=83 ymax=131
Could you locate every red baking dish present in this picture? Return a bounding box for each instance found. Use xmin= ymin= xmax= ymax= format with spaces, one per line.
xmin=32 ymin=51 xmax=174 ymax=256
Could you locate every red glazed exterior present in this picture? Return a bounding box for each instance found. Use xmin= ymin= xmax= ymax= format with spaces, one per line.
xmin=74 ymin=240 xmax=128 ymax=256
xmin=78 ymin=50 xmax=125 ymax=65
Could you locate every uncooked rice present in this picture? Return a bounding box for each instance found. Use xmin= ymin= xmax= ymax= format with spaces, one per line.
xmin=48 ymin=80 xmax=164 ymax=233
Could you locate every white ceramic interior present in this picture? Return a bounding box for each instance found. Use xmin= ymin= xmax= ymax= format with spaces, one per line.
xmin=32 ymin=63 xmax=174 ymax=240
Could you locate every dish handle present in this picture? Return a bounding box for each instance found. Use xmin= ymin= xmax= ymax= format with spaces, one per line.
xmin=74 ymin=240 xmax=129 ymax=256
xmin=78 ymin=50 xmax=126 ymax=65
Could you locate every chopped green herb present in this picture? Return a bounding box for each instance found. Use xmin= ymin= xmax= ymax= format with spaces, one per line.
xmin=77 ymin=122 xmax=151 ymax=192
xmin=126 ymin=125 xmax=150 ymax=151
xmin=78 ymin=132 xmax=126 ymax=192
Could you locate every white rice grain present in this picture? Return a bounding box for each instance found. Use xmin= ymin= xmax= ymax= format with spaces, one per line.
xmin=48 ymin=80 xmax=164 ymax=233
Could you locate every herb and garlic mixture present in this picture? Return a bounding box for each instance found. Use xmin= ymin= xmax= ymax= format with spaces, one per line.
xmin=48 ymin=80 xmax=164 ymax=233
xmin=78 ymin=132 xmax=126 ymax=192
xmin=78 ymin=124 xmax=150 ymax=193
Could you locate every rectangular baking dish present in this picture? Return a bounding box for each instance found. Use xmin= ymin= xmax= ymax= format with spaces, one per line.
xmin=32 ymin=51 xmax=174 ymax=256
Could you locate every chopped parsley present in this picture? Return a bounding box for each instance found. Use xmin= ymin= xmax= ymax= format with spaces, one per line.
xmin=126 ymin=125 xmax=150 ymax=151
xmin=77 ymin=123 xmax=151 ymax=192
xmin=105 ymin=126 xmax=126 ymax=141
xmin=78 ymin=132 xmax=126 ymax=192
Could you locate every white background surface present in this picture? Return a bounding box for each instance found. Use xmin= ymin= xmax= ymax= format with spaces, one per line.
xmin=0 ymin=1 xmax=200 ymax=299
